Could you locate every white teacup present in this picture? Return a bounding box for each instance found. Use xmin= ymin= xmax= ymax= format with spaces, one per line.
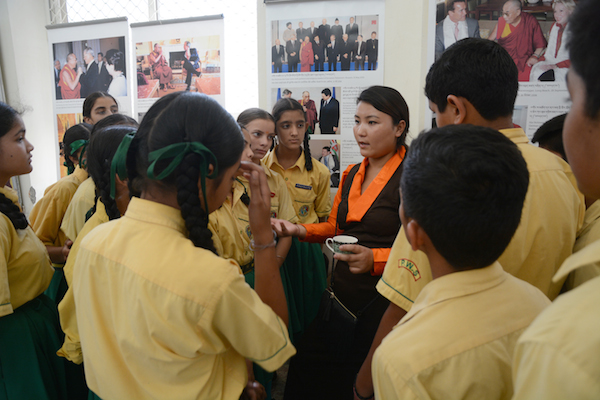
xmin=325 ymin=235 xmax=358 ymax=254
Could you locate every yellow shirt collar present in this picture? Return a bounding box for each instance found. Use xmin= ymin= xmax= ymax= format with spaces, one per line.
xmin=554 ymin=239 xmax=600 ymax=282
xmin=500 ymin=127 xmax=529 ymax=145
xmin=124 ymin=197 xmax=186 ymax=235
xmin=0 ymin=186 xmax=20 ymax=206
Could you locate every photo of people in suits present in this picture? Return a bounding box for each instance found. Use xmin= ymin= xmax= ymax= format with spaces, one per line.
xmin=270 ymin=15 xmax=379 ymax=73
xmin=271 ymin=86 xmax=341 ymax=135
xmin=52 ymin=37 xmax=126 ymax=100
xmin=135 ymin=36 xmax=221 ymax=99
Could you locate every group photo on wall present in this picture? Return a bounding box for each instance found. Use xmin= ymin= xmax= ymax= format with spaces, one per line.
xmin=435 ymin=0 xmax=575 ymax=82
xmin=135 ymin=35 xmax=221 ymax=99
xmin=270 ymin=14 xmax=379 ymax=73
xmin=53 ymin=36 xmax=127 ymax=100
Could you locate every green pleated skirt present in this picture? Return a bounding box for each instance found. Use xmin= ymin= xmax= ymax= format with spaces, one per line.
xmin=244 ymin=238 xmax=327 ymax=399
xmin=0 ymin=294 xmax=68 ymax=400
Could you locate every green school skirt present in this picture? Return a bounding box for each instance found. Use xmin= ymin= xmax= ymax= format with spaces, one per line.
xmin=244 ymin=238 xmax=327 ymax=399
xmin=44 ymin=266 xmax=68 ymax=305
xmin=0 ymin=294 xmax=68 ymax=400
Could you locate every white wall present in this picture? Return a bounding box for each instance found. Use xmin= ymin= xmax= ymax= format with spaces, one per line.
xmin=0 ymin=0 xmax=57 ymax=214
xmin=256 ymin=0 xmax=434 ymax=138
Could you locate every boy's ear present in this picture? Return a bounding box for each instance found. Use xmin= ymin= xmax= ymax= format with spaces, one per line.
xmin=404 ymin=218 xmax=428 ymax=253
xmin=446 ymin=95 xmax=468 ymax=125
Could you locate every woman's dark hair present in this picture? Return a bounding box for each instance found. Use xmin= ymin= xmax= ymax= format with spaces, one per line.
xmin=87 ymin=126 xmax=133 ymax=220
xmin=357 ymin=86 xmax=410 ymax=150
xmin=82 ymin=92 xmax=117 ymax=119
xmin=0 ymin=102 xmax=28 ymax=230
xmin=237 ymin=108 xmax=275 ymax=127
xmin=63 ymin=123 xmax=92 ymax=173
xmin=272 ymin=98 xmax=313 ymax=171
xmin=132 ymin=92 xmax=244 ymax=252
xmin=90 ymin=114 xmax=138 ymax=136
xmin=105 ymin=49 xmax=125 ymax=74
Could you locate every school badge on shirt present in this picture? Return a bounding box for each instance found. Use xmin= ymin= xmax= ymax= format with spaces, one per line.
xmin=399 ymin=258 xmax=421 ymax=281
xmin=299 ymin=205 xmax=309 ymax=217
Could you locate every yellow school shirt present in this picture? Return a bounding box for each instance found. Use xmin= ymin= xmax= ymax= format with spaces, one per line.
xmin=562 ymin=200 xmax=600 ymax=290
xmin=209 ymin=171 xmax=298 ymax=270
xmin=262 ymin=148 xmax=331 ymax=224
xmin=29 ymin=166 xmax=87 ymax=266
xmin=0 ymin=187 xmax=54 ymax=317
xmin=372 ymin=263 xmax=550 ymax=400
xmin=512 ymin=239 xmax=600 ymax=400
xmin=377 ymin=128 xmax=584 ymax=311
xmin=73 ymin=197 xmax=295 ymax=399
xmin=57 ymin=200 xmax=108 ymax=364
xmin=60 ymin=177 xmax=95 ymax=241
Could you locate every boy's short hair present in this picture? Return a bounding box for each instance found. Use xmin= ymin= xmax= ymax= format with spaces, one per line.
xmin=321 ymin=88 xmax=332 ymax=97
xmin=401 ymin=125 xmax=529 ymax=270
xmin=425 ymin=38 xmax=518 ymax=121
xmin=568 ymin=0 xmax=600 ymax=119
xmin=531 ymin=113 xmax=567 ymax=160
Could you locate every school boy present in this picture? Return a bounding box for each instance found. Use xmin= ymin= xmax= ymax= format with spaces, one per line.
xmin=512 ymin=1 xmax=600 ymax=398
xmin=372 ymin=125 xmax=550 ymax=399
xmin=355 ymin=38 xmax=584 ymax=397
xmin=532 ymin=113 xmax=600 ymax=290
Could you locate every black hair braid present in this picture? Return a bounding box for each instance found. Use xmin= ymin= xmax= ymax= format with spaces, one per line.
xmin=0 ymin=192 xmax=28 ymax=230
xmin=303 ymin=132 xmax=314 ymax=171
xmin=99 ymin=160 xmax=121 ymax=220
xmin=86 ymin=189 xmax=100 ymax=222
xmin=175 ymin=153 xmax=216 ymax=253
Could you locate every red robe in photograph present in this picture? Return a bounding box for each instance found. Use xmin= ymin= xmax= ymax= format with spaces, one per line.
xmin=59 ymin=65 xmax=80 ymax=99
xmin=300 ymin=41 xmax=314 ymax=72
xmin=300 ymin=98 xmax=318 ymax=133
xmin=496 ymin=12 xmax=547 ymax=81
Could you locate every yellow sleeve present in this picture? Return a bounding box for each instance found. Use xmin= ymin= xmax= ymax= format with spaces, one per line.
xmin=29 ymin=184 xmax=72 ymax=247
xmin=313 ymin=163 xmax=332 ymax=218
xmin=376 ymin=227 xmax=432 ymax=312
xmin=208 ymin=270 xmax=296 ymax=372
xmin=372 ymin=344 xmax=418 ymax=400
xmin=208 ymin=213 xmax=225 ymax=258
xmin=0 ymin=222 xmax=13 ymax=317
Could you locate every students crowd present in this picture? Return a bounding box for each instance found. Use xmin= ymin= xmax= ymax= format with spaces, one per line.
xmin=1 ymin=1 xmax=599 ymax=399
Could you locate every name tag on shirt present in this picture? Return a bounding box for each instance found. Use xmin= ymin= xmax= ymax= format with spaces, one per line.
xmin=295 ymin=183 xmax=312 ymax=190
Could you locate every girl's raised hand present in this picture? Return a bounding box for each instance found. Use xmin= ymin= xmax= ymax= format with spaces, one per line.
xmin=241 ymin=161 xmax=272 ymax=243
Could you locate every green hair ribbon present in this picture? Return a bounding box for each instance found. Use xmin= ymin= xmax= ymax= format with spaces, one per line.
xmin=69 ymin=139 xmax=89 ymax=169
xmin=109 ymin=131 xmax=137 ymax=199
xmin=147 ymin=142 xmax=218 ymax=213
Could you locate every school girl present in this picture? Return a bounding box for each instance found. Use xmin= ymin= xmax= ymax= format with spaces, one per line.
xmin=28 ymin=123 xmax=91 ymax=301
xmin=273 ymin=86 xmax=410 ymax=399
xmin=208 ymin=108 xmax=298 ymax=398
xmin=0 ymin=101 xmax=68 ymax=399
xmin=60 ymin=112 xmax=138 ymax=242
xmin=72 ymin=92 xmax=295 ymax=399
xmin=262 ymin=98 xmax=332 ymax=343
xmin=58 ymin=125 xmax=135 ymax=366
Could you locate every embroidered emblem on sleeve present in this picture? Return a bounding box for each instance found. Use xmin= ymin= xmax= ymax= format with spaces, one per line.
xmin=399 ymin=258 xmax=421 ymax=281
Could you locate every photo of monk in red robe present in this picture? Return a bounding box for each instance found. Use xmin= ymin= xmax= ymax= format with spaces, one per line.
xmin=59 ymin=53 xmax=83 ymax=99
xmin=300 ymin=91 xmax=318 ymax=134
xmin=300 ymin=36 xmax=314 ymax=72
xmin=489 ymin=0 xmax=547 ymax=81
xmin=148 ymin=43 xmax=174 ymax=91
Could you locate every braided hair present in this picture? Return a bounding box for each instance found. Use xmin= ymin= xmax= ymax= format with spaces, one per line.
xmin=134 ymin=92 xmax=244 ymax=252
xmin=0 ymin=102 xmax=28 ymax=230
xmin=63 ymin=123 xmax=92 ymax=174
xmin=272 ymin=98 xmax=313 ymax=171
xmin=87 ymin=126 xmax=134 ymax=220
